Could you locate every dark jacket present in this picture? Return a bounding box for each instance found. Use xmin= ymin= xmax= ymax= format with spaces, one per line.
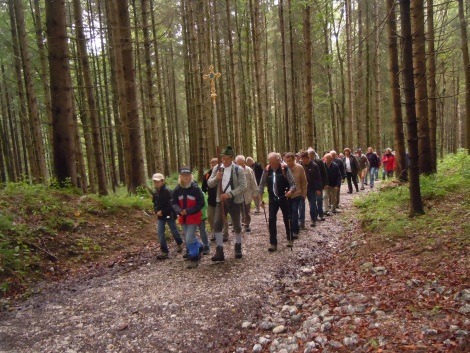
xmin=302 ymin=161 xmax=322 ymax=192
xmin=152 ymin=184 xmax=176 ymax=220
xmin=201 ymin=168 xmax=217 ymax=207
xmin=366 ymin=152 xmax=381 ymax=168
xmin=252 ymin=162 xmax=264 ymax=185
xmin=342 ymin=155 xmax=360 ymax=175
xmin=259 ymin=164 xmax=296 ymax=201
xmin=326 ymin=161 xmax=342 ymax=187
xmin=334 ymin=158 xmax=346 ymax=178
xmin=172 ymin=181 xmax=205 ymax=225
xmin=313 ymin=158 xmax=329 ymax=188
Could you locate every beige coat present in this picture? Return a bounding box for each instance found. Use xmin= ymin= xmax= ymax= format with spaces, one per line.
xmin=241 ymin=165 xmax=258 ymax=204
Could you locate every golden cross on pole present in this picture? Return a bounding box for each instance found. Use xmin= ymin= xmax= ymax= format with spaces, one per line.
xmin=203 ymin=65 xmax=221 ymax=102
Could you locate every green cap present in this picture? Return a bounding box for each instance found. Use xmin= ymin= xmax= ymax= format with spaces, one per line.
xmin=221 ymin=145 xmax=235 ymax=156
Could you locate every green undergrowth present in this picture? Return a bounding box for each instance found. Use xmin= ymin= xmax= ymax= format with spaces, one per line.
xmin=0 ymin=183 xmax=152 ymax=297
xmin=354 ymin=150 xmax=470 ymax=264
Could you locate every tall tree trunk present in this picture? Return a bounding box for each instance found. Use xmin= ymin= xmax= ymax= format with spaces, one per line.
xmin=73 ymin=0 xmax=108 ymax=195
xmin=250 ymin=0 xmax=267 ymax=164
xmin=225 ymin=0 xmax=241 ymax=152
xmin=45 ymin=0 xmax=78 ymax=186
xmin=400 ymin=0 xmax=424 ymax=215
xmin=345 ymin=0 xmax=354 ymax=148
xmin=426 ymin=0 xmax=437 ymax=170
xmin=278 ymin=0 xmax=290 ymax=152
xmin=9 ymin=0 xmax=31 ymax=179
xmin=373 ymin=0 xmax=382 ymax=153
xmin=323 ymin=2 xmax=337 ymax=151
xmin=387 ymin=0 xmax=407 ymax=181
xmin=1 ymin=64 xmax=21 ymax=180
xmin=411 ymin=0 xmax=433 ymax=174
xmin=116 ymin=0 xmax=146 ymax=192
xmin=458 ymin=0 xmax=470 ymax=153
xmin=32 ymin=0 xmax=53 ymax=157
xmin=287 ymin=0 xmax=298 ymax=152
xmin=149 ymin=0 xmax=169 ymax=175
xmin=332 ymin=8 xmax=346 ymax=149
xmin=303 ymin=4 xmax=314 ymax=148
xmin=356 ymin=0 xmax=365 ymax=148
xmin=14 ymin=0 xmax=48 ymax=182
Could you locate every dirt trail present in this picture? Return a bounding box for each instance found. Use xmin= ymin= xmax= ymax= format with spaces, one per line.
xmin=0 ymin=187 xmax=370 ymax=353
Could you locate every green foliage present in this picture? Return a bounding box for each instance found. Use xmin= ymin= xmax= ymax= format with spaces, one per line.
xmin=0 ymin=183 xmax=152 ymax=295
xmin=355 ymin=151 xmax=470 ymax=239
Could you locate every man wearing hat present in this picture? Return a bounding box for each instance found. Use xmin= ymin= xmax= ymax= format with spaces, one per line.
xmin=208 ymin=146 xmax=247 ymax=261
xmin=152 ymin=173 xmax=184 ymax=260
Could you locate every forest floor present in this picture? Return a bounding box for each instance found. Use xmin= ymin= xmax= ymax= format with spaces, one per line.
xmin=0 ymin=181 xmax=469 ymax=353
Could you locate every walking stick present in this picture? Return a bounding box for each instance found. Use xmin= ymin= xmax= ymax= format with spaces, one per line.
xmin=261 ymin=200 xmax=268 ymax=229
xmin=203 ymin=66 xmax=225 ymax=224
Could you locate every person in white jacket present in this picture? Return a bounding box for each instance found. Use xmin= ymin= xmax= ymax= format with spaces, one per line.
xmin=235 ymin=155 xmax=259 ymax=232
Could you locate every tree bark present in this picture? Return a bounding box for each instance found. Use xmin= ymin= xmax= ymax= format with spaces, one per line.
xmin=411 ymin=0 xmax=433 ymax=174
xmin=345 ymin=0 xmax=354 ymax=148
xmin=73 ymin=0 xmax=108 ymax=195
xmin=45 ymin=0 xmax=78 ymax=186
xmin=250 ymin=0 xmax=267 ymax=164
xmin=387 ymin=0 xmax=407 ymax=181
xmin=116 ymin=0 xmax=146 ymax=192
xmin=400 ymin=0 xmax=424 ymax=215
xmin=426 ymin=0 xmax=437 ymax=170
xmin=457 ymin=0 xmax=470 ymax=153
xmin=303 ymin=4 xmax=314 ymax=148
xmin=278 ymin=0 xmax=290 ymax=152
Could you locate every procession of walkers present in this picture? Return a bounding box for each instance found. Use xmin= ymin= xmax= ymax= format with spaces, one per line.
xmin=152 ymin=145 xmax=396 ymax=268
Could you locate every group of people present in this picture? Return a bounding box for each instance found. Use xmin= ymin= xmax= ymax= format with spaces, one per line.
xmin=151 ymin=145 xmax=396 ymax=268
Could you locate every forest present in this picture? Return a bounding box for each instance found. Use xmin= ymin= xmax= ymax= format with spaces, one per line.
xmin=0 ymin=0 xmax=469 ymax=202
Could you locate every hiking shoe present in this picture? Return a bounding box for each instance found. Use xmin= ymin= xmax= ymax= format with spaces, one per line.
xmin=187 ymin=260 xmax=199 ymax=269
xmin=254 ymin=209 xmax=260 ymax=214
xmin=211 ymin=246 xmax=225 ymax=262
xmin=245 ymin=226 xmax=251 ymax=232
xmin=202 ymin=245 xmax=210 ymax=255
xmin=299 ymin=223 xmax=306 ymax=230
xmin=210 ymin=234 xmax=216 ymax=242
xmin=287 ymin=241 xmax=294 ymax=248
xmin=310 ymin=221 xmax=316 ymax=227
xmin=292 ymin=233 xmax=299 ymax=240
xmin=268 ymin=244 xmax=277 ymax=252
xmin=223 ymin=233 xmax=229 ymax=242
xmin=234 ymin=243 xmax=242 ymax=259
xmin=156 ymin=252 xmax=169 ymax=260
xmin=176 ymin=243 xmax=183 ymax=253
xmin=325 ymin=211 xmax=331 ymax=216
xmin=183 ymin=251 xmax=189 ymax=260
xmin=360 ymin=187 xmax=365 ymax=190
xmin=319 ymin=216 xmax=326 ymax=221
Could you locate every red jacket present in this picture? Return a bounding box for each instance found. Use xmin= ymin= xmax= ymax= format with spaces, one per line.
xmin=382 ymin=153 xmax=396 ymax=172
xmin=172 ymin=182 xmax=204 ymax=225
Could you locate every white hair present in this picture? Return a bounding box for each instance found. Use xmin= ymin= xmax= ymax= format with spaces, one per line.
xmin=235 ymin=155 xmax=246 ymax=163
xmin=267 ymin=152 xmax=281 ymax=161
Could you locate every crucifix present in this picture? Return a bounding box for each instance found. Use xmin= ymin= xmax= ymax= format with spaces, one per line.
xmin=203 ymin=65 xmax=225 ymax=221
xmin=203 ymin=65 xmax=222 ymax=154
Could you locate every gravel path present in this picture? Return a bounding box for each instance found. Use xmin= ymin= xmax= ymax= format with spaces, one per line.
xmin=0 ymin=187 xmax=371 ymax=353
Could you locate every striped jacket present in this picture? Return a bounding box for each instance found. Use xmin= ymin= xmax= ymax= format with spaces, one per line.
xmin=172 ymin=181 xmax=205 ymax=225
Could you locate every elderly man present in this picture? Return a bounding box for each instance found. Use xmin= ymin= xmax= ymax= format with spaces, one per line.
xmin=308 ymin=148 xmax=328 ymax=221
xmin=235 ymin=155 xmax=258 ymax=232
xmin=208 ymin=146 xmax=247 ymax=261
xmin=284 ymin=152 xmax=307 ymax=239
xmin=299 ymin=151 xmax=322 ymax=227
xmin=330 ymin=150 xmax=346 ymax=210
xmin=202 ymin=158 xmax=229 ymax=242
xmin=258 ymin=152 xmax=296 ymax=252
xmin=324 ymin=153 xmax=342 ymax=214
